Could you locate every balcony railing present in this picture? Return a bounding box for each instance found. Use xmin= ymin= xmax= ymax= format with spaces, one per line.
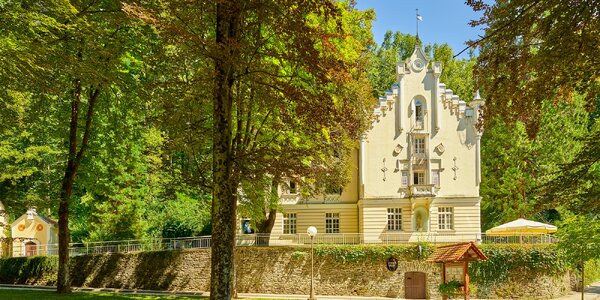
xmin=409 ymin=184 xmax=437 ymax=197
xmin=0 ymin=232 xmax=557 ymax=257
xmin=280 ymin=194 xmax=301 ymax=204
xmin=412 ymin=152 xmax=428 ymax=160
xmin=323 ymin=194 xmax=341 ymax=202
xmin=414 ymin=119 xmax=425 ymax=130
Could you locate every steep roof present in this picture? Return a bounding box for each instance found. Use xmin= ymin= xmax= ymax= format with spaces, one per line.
xmin=426 ymin=242 xmax=488 ymax=263
xmin=11 ymin=210 xmax=58 ymax=227
xmin=38 ymin=215 xmax=58 ymax=226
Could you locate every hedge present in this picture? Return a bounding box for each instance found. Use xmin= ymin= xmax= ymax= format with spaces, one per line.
xmin=0 ymin=255 xmax=58 ymax=284
xmin=470 ymin=244 xmax=568 ymax=283
xmin=314 ymin=243 xmax=434 ymax=262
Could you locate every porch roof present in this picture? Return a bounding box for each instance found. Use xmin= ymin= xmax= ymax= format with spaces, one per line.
xmin=426 ymin=242 xmax=488 ymax=263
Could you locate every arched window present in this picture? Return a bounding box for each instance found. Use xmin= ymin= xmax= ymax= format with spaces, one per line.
xmin=415 ymin=101 xmax=424 ymax=129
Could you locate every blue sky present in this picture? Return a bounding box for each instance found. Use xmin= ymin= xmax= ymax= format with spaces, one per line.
xmin=355 ymin=0 xmax=487 ymax=59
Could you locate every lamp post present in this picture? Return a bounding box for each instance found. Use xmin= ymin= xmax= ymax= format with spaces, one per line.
xmin=307 ymin=226 xmax=318 ymax=300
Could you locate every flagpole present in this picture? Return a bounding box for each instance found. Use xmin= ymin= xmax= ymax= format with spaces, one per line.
xmin=416 ymin=8 xmax=419 ymax=38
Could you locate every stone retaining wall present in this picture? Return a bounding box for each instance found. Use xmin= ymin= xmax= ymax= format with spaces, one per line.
xmin=235 ymin=247 xmax=440 ymax=298
xmin=0 ymin=246 xmax=573 ymax=299
xmin=68 ymin=247 xmax=441 ymax=298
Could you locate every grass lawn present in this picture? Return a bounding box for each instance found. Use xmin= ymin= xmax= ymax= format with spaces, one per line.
xmin=0 ymin=289 xmax=203 ymax=299
xmin=0 ymin=289 xmax=286 ymax=300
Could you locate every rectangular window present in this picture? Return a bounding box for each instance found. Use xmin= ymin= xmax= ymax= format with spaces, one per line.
xmin=413 ymin=171 xmax=425 ymax=185
xmin=283 ymin=213 xmax=297 ymax=234
xmin=325 ymin=213 xmax=340 ymax=234
xmin=432 ymin=170 xmax=440 ymax=187
xmin=387 ymin=208 xmax=402 ymax=231
xmin=438 ymin=207 xmax=454 ymax=230
xmin=401 ymin=171 xmax=409 ymax=187
xmin=414 ymin=138 xmax=425 ymax=154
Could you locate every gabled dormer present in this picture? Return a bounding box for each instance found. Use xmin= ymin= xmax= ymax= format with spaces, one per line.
xmin=405 ymin=44 xmax=430 ymax=74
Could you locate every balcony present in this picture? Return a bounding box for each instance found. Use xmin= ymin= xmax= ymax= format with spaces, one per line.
xmin=409 ymin=184 xmax=436 ymax=197
xmin=280 ymin=194 xmax=301 ymax=204
xmin=412 ymin=152 xmax=428 ymax=161
xmin=323 ymin=194 xmax=341 ymax=203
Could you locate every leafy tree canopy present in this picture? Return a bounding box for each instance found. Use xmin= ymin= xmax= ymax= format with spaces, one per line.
xmin=468 ymin=0 xmax=599 ymax=133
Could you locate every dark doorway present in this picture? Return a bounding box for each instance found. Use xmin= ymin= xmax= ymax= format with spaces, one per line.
xmin=25 ymin=242 xmax=37 ymax=257
xmin=405 ymin=271 xmax=426 ymax=299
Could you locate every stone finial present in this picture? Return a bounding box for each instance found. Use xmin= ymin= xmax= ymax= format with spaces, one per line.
xmin=26 ymin=208 xmax=37 ymax=220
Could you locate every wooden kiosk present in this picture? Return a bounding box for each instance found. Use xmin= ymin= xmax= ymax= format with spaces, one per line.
xmin=427 ymin=242 xmax=488 ymax=300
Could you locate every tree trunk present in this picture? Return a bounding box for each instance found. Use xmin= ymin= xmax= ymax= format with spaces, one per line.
xmin=581 ymin=262 xmax=585 ymax=300
xmin=254 ymin=209 xmax=277 ymax=246
xmin=57 ymin=82 xmax=99 ymax=293
xmin=253 ymin=177 xmax=279 ymax=245
xmin=210 ymin=1 xmax=241 ymax=299
xmin=57 ymin=165 xmax=75 ymax=293
xmin=256 ymin=209 xmax=277 ymax=234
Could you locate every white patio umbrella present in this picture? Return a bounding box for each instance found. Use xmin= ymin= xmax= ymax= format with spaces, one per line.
xmin=486 ymin=218 xmax=557 ymax=236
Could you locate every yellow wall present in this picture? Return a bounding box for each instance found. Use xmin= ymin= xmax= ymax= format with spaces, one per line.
xmin=272 ymin=204 xmax=358 ymax=235
xmin=430 ymin=197 xmax=481 ymax=234
xmin=359 ymin=199 xmax=412 ymax=243
xmin=279 ymin=149 xmax=360 ymax=205
xmin=11 ymin=215 xmax=58 ymax=256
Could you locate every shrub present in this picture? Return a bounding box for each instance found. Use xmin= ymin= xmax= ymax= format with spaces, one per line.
xmin=470 ymin=244 xmax=567 ymax=284
xmin=438 ymin=280 xmax=462 ymax=297
xmin=314 ymin=243 xmax=433 ymax=262
xmin=0 ymin=256 xmax=58 ymax=284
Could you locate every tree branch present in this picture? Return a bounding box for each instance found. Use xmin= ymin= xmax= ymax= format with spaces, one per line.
xmin=455 ymin=0 xmax=542 ymax=58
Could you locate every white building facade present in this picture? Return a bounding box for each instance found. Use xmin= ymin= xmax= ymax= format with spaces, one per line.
xmin=270 ymin=46 xmax=484 ymax=243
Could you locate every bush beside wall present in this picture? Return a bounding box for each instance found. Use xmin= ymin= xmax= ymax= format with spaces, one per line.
xmin=0 ymin=256 xmax=57 ymax=285
xmin=471 ymin=244 xmax=571 ymax=299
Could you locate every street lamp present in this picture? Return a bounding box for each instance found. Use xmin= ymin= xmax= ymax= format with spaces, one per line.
xmin=307 ymin=226 xmax=318 ymax=300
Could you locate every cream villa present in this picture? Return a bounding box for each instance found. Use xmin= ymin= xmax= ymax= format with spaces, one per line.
xmin=269 ymin=45 xmax=484 ymax=243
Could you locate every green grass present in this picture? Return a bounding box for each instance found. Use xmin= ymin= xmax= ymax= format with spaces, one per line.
xmin=0 ymin=289 xmax=203 ymax=300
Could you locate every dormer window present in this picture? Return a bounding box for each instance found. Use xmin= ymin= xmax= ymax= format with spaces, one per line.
xmin=415 ymin=101 xmax=424 ymax=129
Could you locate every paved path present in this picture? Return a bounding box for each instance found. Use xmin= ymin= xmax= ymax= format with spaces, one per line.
xmin=556 ymin=282 xmax=600 ymax=300
xmin=2 ymin=282 xmax=600 ymax=299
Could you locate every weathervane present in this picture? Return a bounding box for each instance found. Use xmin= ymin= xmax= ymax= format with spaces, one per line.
xmin=416 ymin=9 xmax=423 ymax=38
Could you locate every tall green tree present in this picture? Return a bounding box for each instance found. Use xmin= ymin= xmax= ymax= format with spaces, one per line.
xmin=468 ymin=0 xmax=599 ymax=132
xmin=557 ymin=212 xmax=600 ymax=300
xmin=368 ymin=31 xmax=476 ymax=99
xmin=545 ymin=122 xmax=600 ymax=214
xmin=480 ymin=98 xmax=588 ymax=230
xmin=367 ymin=31 xmax=416 ymax=96
xmin=126 ymin=0 xmax=375 ymax=298
xmin=468 ymin=0 xmax=600 ymax=214
xmin=0 ymin=0 xmax=151 ymax=292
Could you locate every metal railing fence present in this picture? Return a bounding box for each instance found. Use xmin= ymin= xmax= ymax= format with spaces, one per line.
xmin=1 ymin=232 xmax=557 ymax=258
